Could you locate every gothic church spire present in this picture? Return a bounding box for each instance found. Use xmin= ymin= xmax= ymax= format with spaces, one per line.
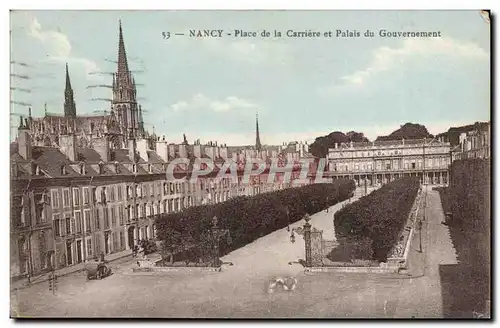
xmin=255 ymin=112 xmax=262 ymax=151
xmin=64 ymin=63 xmax=77 ymax=117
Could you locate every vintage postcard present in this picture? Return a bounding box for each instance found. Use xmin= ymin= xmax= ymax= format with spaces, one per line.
xmin=9 ymin=9 xmax=491 ymax=319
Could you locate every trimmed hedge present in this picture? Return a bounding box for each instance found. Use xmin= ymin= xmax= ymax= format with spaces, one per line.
xmin=334 ymin=177 xmax=420 ymax=262
xmin=156 ymin=179 xmax=355 ymax=262
xmin=449 ymin=159 xmax=490 ymax=274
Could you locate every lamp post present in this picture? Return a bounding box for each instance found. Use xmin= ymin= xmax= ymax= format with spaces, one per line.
xmin=211 ymin=216 xmax=219 ymax=267
xmin=418 ymin=219 xmax=423 ymax=253
xmin=286 ymin=207 xmax=290 ymax=232
xmin=303 ymin=214 xmax=312 ymax=267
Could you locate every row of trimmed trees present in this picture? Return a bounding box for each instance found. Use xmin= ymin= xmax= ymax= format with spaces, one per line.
xmin=334 ymin=177 xmax=421 ymax=261
xmin=155 ymin=179 xmax=356 ymax=264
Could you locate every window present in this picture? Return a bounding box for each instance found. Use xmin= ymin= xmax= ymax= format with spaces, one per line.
xmin=169 ymin=183 xmax=174 ymax=193
xmin=73 ymin=188 xmax=80 ymax=207
xmin=150 ymin=184 xmax=154 ymax=197
xmin=83 ymin=187 xmax=90 ymax=205
xmin=120 ymin=232 xmax=125 ymax=250
xmin=117 ymin=185 xmax=123 ymax=201
xmin=111 ymin=186 xmax=116 ymax=202
xmin=105 ymin=209 xmax=110 ymax=229
xmin=63 ymin=189 xmax=70 ymax=207
xmin=129 ymin=205 xmax=134 ymax=220
xmin=102 ymin=187 xmax=107 ymax=203
xmin=51 ymin=190 xmax=60 ymax=208
xmin=84 ymin=210 xmax=91 ymax=232
xmin=127 ymin=186 xmax=133 ymax=199
xmin=65 ymin=217 xmax=71 ymax=234
xmin=111 ymin=207 xmax=117 ymax=226
xmin=411 ymin=162 xmax=416 ymax=169
xmin=156 ymin=183 xmax=161 ymax=196
xmin=75 ymin=211 xmax=82 ymax=233
xmin=86 ymin=239 xmax=92 ymax=257
xmin=146 ymin=204 xmax=151 ymax=217
xmin=136 ymin=185 xmax=141 ymax=198
xmin=95 ymin=209 xmax=101 ymax=230
xmin=141 ymin=204 xmax=146 ymax=217
xmin=163 ymin=183 xmax=168 ymax=194
xmin=53 ymin=214 xmax=61 ymax=236
xmin=119 ymin=206 xmax=124 ymax=225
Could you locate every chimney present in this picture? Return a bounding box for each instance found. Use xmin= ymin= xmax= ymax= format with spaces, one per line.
xmin=193 ymin=144 xmax=202 ymax=158
xmin=156 ymin=139 xmax=168 ymax=162
xmin=220 ymin=146 xmax=228 ymax=159
xmin=334 ymin=143 xmax=338 ymax=149
xmin=178 ymin=144 xmax=187 ymax=158
xmin=205 ymin=146 xmax=215 ymax=159
xmin=93 ymin=136 xmax=110 ymax=162
xmin=128 ymin=138 xmax=137 ymax=162
xmin=17 ymin=117 xmax=32 ymax=160
xmin=350 ymin=141 xmax=353 ymax=148
xmin=136 ymin=139 xmax=149 ymax=161
xmin=168 ymin=144 xmax=176 ymax=160
xmin=59 ymin=133 xmax=77 ymax=162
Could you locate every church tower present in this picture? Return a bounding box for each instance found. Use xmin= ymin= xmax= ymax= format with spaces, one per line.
xmin=255 ymin=112 xmax=262 ymax=151
xmin=112 ymin=20 xmax=142 ymax=139
xmin=64 ymin=63 xmax=77 ymax=117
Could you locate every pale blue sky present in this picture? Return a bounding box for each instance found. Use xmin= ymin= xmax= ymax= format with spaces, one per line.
xmin=10 ymin=10 xmax=490 ymax=145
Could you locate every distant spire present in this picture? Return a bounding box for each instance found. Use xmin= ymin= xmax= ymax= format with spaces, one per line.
xmin=44 ymin=102 xmax=47 ymax=116
xmin=255 ymin=112 xmax=262 ymax=151
xmin=64 ymin=64 xmax=76 ymax=117
xmin=65 ymin=63 xmax=72 ymax=90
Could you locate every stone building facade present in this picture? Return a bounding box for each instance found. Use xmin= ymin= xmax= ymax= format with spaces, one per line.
xmin=452 ymin=122 xmax=490 ymax=161
xmin=327 ymin=138 xmax=452 ymax=186
xmin=9 ymin=20 xmax=318 ymax=280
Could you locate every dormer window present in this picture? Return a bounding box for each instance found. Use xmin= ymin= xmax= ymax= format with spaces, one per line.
xmin=148 ymin=164 xmax=152 ymax=173
xmin=132 ymin=164 xmax=137 ymax=174
xmin=61 ymin=165 xmax=67 ymax=175
xmin=114 ymin=161 xmax=120 ymax=174
xmin=35 ymin=165 xmax=41 ymax=176
xmin=79 ymin=162 xmax=85 ymax=175
xmin=98 ymin=161 xmax=104 ymax=175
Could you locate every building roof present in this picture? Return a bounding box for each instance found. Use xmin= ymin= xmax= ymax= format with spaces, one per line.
xmin=331 ymin=138 xmax=449 ymax=150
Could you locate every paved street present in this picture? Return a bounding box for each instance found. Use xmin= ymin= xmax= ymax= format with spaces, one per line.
xmin=11 ymin=187 xmax=461 ymax=318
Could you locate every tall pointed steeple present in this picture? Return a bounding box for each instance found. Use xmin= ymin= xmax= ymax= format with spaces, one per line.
xmin=64 ymin=63 xmax=77 ymax=117
xmin=255 ymin=112 xmax=262 ymax=151
xmin=112 ymin=20 xmax=140 ymax=141
xmin=117 ymin=20 xmax=130 ymax=80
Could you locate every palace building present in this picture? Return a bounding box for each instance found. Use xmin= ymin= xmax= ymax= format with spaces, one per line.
xmin=327 ymin=138 xmax=452 ymax=186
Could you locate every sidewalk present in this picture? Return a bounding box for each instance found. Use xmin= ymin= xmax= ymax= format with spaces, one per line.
xmin=10 ymin=249 xmax=133 ymax=291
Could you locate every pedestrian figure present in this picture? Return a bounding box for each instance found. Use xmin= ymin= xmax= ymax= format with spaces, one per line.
xmin=100 ymin=252 xmax=105 ymax=263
